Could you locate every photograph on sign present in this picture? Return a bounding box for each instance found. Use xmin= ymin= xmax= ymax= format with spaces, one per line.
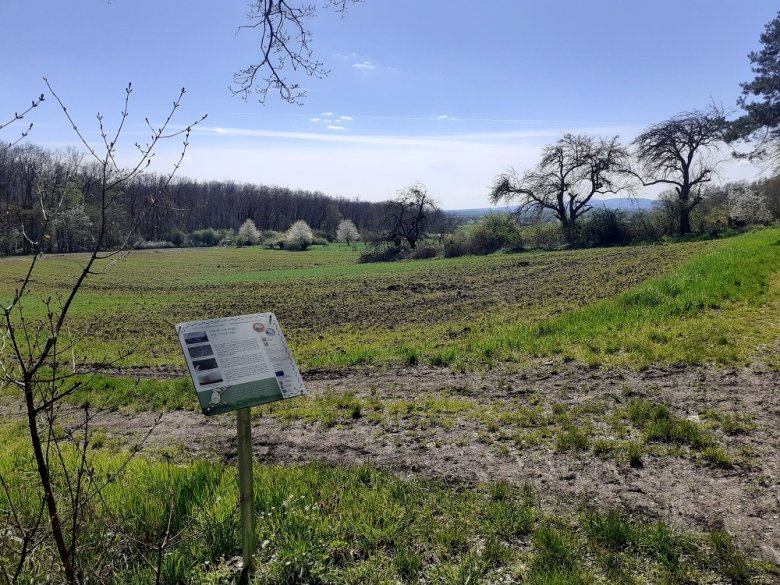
xmin=176 ymin=313 xmax=306 ymax=415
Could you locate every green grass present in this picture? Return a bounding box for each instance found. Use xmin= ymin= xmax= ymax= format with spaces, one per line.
xmin=555 ymin=426 xmax=591 ymax=452
xmin=0 ymin=422 xmax=773 ymax=584
xmin=2 ymin=231 xmax=777 ymax=582
xmin=70 ymin=374 xmax=196 ymax=411
xmin=701 ymin=410 xmax=758 ymax=435
xmin=623 ymin=400 xmax=715 ymax=449
xmin=583 ymin=509 xmax=636 ymax=550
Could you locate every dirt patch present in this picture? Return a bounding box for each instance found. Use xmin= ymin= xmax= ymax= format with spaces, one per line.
xmin=7 ymin=362 xmax=779 ymax=567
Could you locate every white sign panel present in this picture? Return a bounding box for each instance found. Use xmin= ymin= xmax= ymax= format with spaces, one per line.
xmin=176 ymin=313 xmax=306 ymax=415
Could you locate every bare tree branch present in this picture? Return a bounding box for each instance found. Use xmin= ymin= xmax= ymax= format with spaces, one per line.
xmin=0 ymin=94 xmax=45 ymax=153
xmin=231 ymin=0 xmax=360 ymax=104
xmin=385 ymin=182 xmax=440 ymax=249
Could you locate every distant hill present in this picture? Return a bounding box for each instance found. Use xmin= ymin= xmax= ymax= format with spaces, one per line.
xmin=446 ymin=197 xmax=656 ymax=219
xmin=591 ymin=197 xmax=656 ymax=211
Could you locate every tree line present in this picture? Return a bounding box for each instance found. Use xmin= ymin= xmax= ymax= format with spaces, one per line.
xmin=0 ymin=143 xmax=393 ymax=255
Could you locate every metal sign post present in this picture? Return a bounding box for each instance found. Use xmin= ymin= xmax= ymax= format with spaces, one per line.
xmin=175 ymin=313 xmax=307 ymax=580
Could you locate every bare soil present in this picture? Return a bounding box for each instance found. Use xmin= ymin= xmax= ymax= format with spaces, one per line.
xmin=5 ymin=362 xmax=779 ymax=567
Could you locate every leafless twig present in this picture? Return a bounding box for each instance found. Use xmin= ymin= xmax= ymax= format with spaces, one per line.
xmin=0 ymin=95 xmax=44 ymax=152
xmin=232 ymin=0 xmax=360 ymax=104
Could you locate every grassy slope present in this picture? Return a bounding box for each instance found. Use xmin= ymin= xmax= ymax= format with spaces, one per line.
xmin=453 ymin=226 xmax=780 ymax=369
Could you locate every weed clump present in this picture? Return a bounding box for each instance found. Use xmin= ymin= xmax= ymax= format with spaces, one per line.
xmin=555 ymin=427 xmax=590 ymax=452
xmin=624 ymin=399 xmax=716 ymax=449
xmin=708 ymin=530 xmax=756 ymax=585
xmin=583 ymin=509 xmax=636 ymax=550
xmin=626 ymin=442 xmax=645 ymax=468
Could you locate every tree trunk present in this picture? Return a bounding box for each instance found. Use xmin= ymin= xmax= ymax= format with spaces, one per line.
xmin=561 ymin=219 xmax=577 ymax=244
xmin=678 ymin=204 xmax=691 ymax=236
xmin=25 ymin=385 xmax=73 ymax=583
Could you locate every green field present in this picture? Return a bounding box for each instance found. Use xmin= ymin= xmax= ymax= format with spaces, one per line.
xmin=2 ymin=229 xmax=777 ymax=372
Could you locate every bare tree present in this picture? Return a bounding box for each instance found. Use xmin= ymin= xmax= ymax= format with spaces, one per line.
xmin=632 ymin=107 xmax=727 ymax=236
xmin=232 ymin=0 xmax=361 ymax=104
xmin=0 ymin=81 xmax=204 ymax=583
xmin=490 ymin=134 xmax=631 ymax=242
xmin=386 ymin=182 xmax=439 ymax=249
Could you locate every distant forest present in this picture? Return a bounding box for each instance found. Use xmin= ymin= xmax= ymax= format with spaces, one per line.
xmin=0 ymin=144 xmax=395 ymax=254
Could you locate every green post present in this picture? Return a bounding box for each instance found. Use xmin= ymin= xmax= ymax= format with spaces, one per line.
xmin=237 ymin=407 xmax=256 ymax=580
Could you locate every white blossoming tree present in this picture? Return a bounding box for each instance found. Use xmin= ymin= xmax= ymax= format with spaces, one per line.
xmin=237 ymin=218 xmax=261 ymax=246
xmin=336 ymin=218 xmax=360 ymax=247
xmin=286 ymin=219 xmax=314 ymax=250
xmin=727 ymin=186 xmax=773 ymax=226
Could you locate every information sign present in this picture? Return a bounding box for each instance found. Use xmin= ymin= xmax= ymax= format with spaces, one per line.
xmin=176 ymin=313 xmax=306 ymax=415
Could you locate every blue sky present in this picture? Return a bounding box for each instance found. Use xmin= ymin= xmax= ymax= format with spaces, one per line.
xmin=1 ymin=1 xmax=776 ymax=209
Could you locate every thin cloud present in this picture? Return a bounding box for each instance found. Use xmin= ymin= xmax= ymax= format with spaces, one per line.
xmin=352 ymin=60 xmax=376 ymax=71
xmin=197 ymin=125 xmax=640 ymax=147
xmin=310 ymin=113 xmax=353 ymax=130
xmin=177 ymin=140 xmax=543 ymax=209
xmin=437 ymin=114 xmax=449 ymax=120
xmin=351 ymin=114 xmax=638 ymax=125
